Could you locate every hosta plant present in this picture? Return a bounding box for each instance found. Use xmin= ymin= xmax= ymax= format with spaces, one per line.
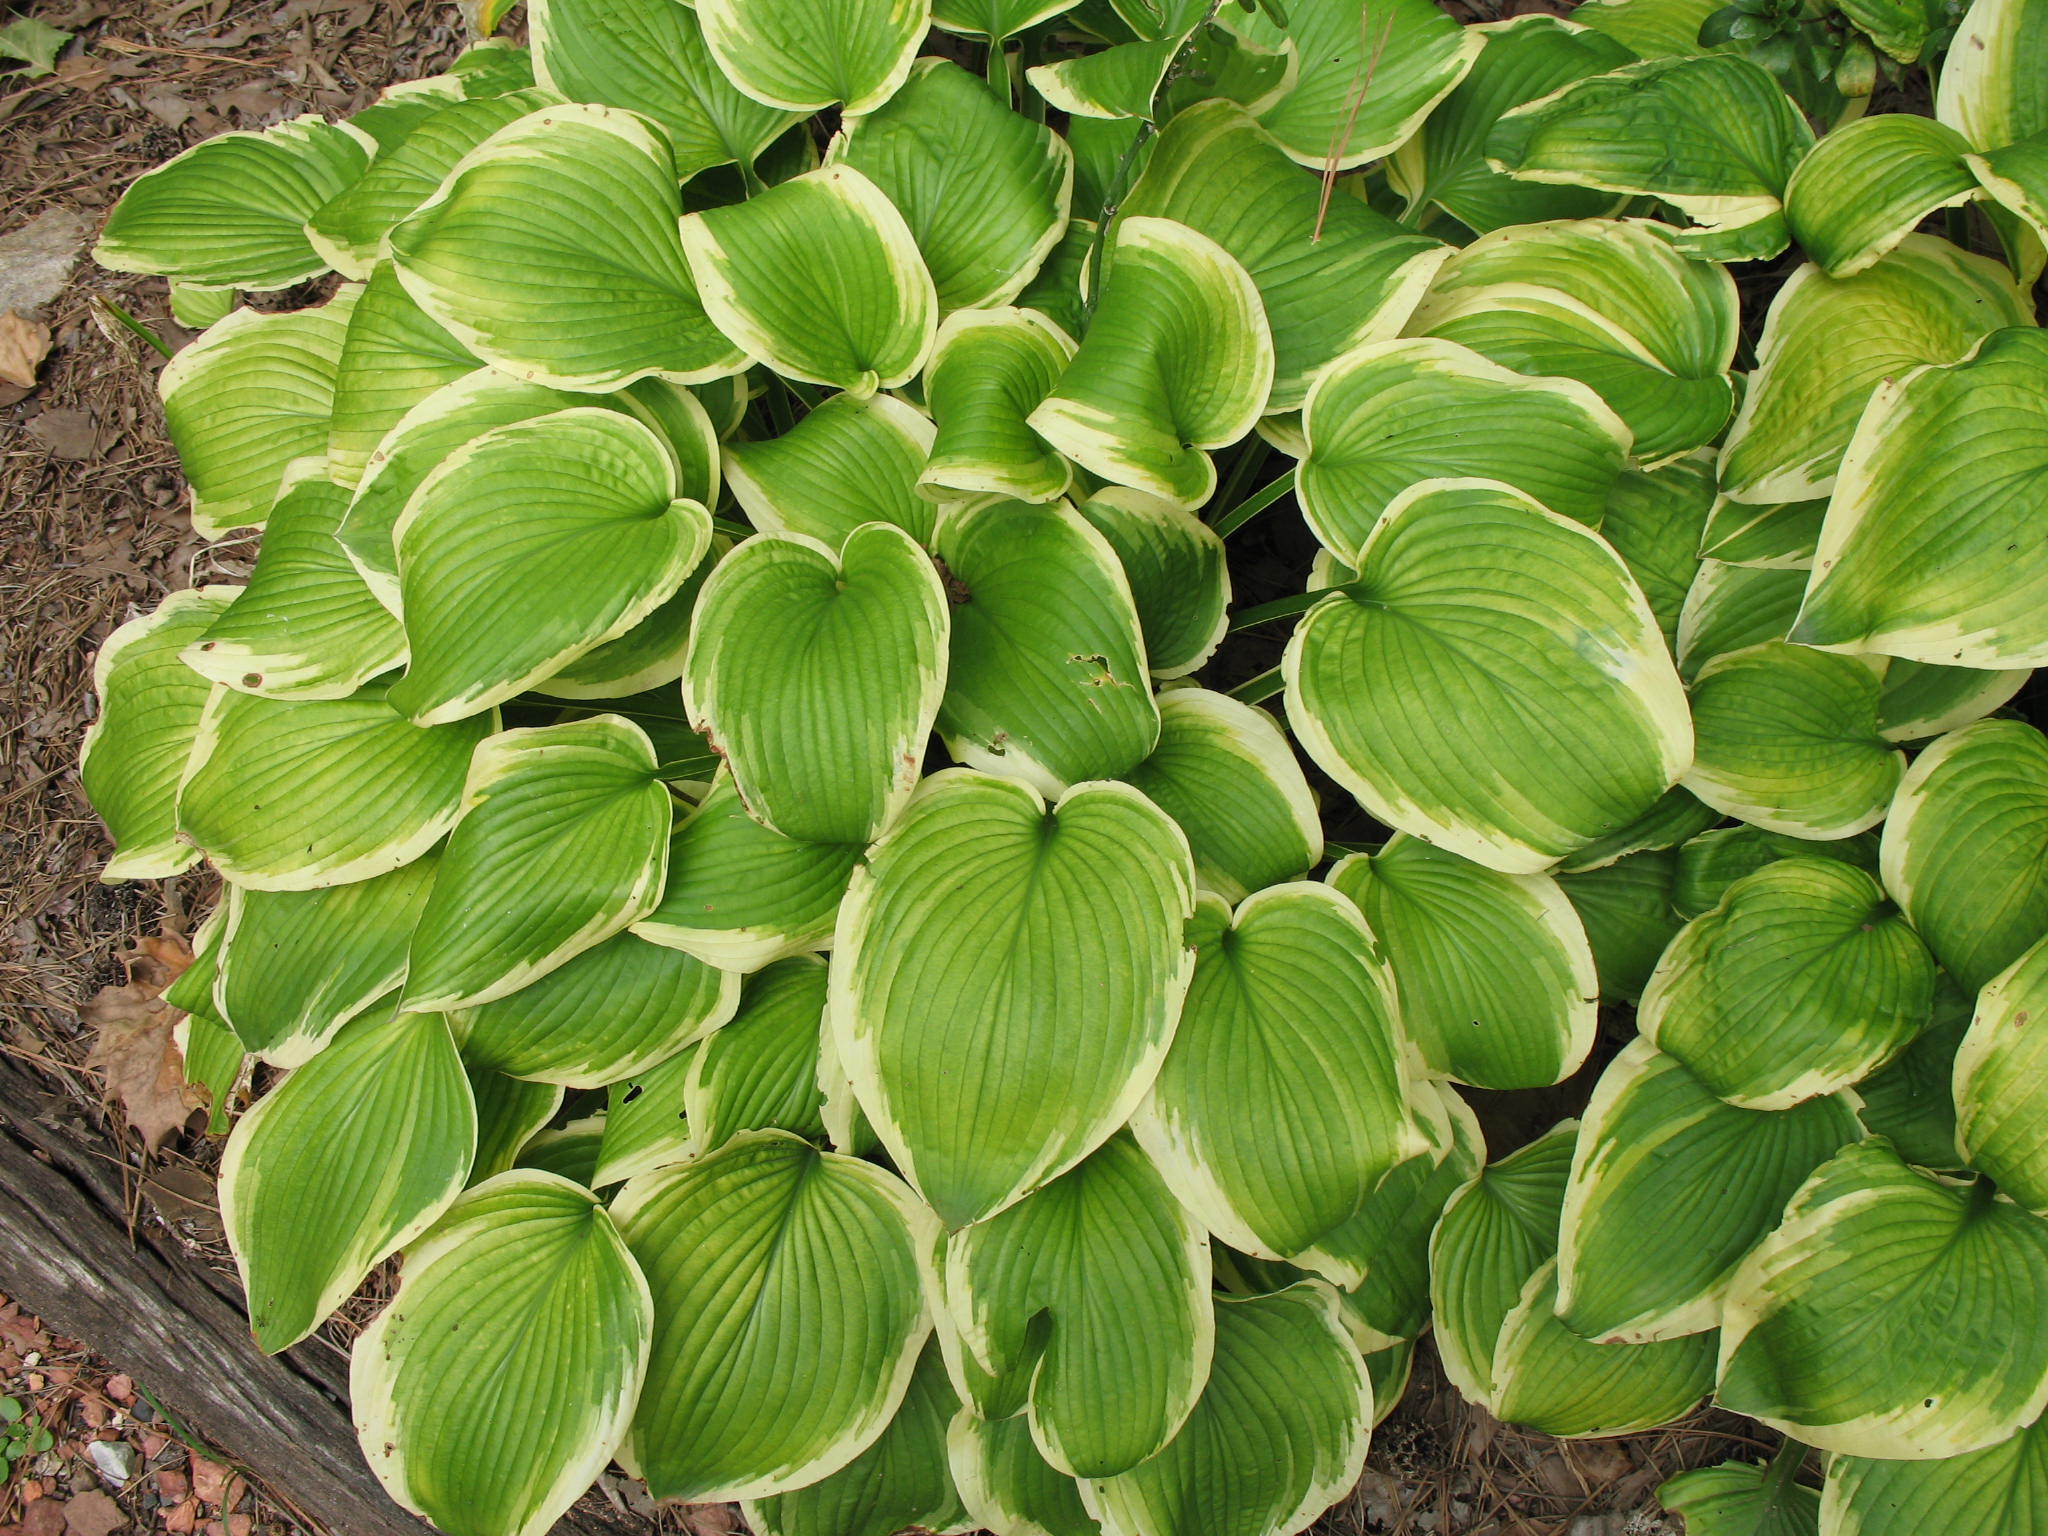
xmin=79 ymin=0 xmax=2048 ymax=1532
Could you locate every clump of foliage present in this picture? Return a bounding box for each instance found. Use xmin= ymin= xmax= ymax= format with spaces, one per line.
xmin=78 ymin=0 xmax=2048 ymax=1531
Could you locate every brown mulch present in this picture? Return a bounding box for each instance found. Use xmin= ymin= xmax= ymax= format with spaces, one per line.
xmin=0 ymin=1 xmax=1780 ymax=1530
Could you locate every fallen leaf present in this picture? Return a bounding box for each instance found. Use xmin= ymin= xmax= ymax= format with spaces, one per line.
xmin=0 ymin=206 xmax=91 ymax=317
xmin=207 ymin=83 xmax=281 ymax=122
xmin=61 ymin=1492 xmax=125 ymax=1536
xmin=50 ymin=54 xmax=107 ymax=90
xmin=138 ymin=89 xmax=193 ymax=128
xmin=83 ymin=935 xmax=202 ymax=1151
xmin=0 ymin=15 xmax=71 ymax=77
xmin=26 ymin=407 xmax=102 ymax=461
xmin=0 ymin=311 xmax=51 ymax=389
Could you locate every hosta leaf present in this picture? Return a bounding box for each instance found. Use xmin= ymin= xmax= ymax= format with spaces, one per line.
xmin=1028 ymin=36 xmax=1181 ymax=121
xmin=1074 ymin=489 xmax=1229 ymax=679
xmin=451 ymin=41 xmax=536 ymax=95
xmin=920 ymin=308 xmax=1075 ymax=504
xmin=1027 ymin=217 xmax=1273 ymax=510
xmin=1297 ymin=337 xmax=1631 ymax=553
xmin=684 ymin=956 xmax=830 ymax=1153
xmin=1792 ymin=329 xmax=2048 ymax=668
xmin=1327 ymin=836 xmax=1597 ymax=1090
xmin=1407 ymin=217 xmax=1740 ymax=463
xmin=696 ymin=0 xmax=922 ymax=114
xmin=403 ymin=717 xmax=672 ymax=1012
xmin=685 ymin=524 xmax=948 ymax=845
xmin=389 ymin=102 xmax=746 ymax=391
xmin=725 ymin=392 xmax=938 ymax=551
xmin=1670 ymin=823 xmax=1881 ymax=921
xmin=1117 ymin=100 xmax=1447 ymax=413
xmin=1883 ymin=721 xmax=2048 ymax=991
xmin=1018 ymin=218 xmax=1095 ymax=339
xmin=325 ymin=264 xmax=476 ymax=489
xmin=1080 ymin=1285 xmax=1373 ymax=1536
xmin=1487 ymin=55 xmax=1813 ymax=260
xmin=1718 ymin=1139 xmax=2048 ymax=1458
xmin=1388 ymin=16 xmax=1635 ymax=234
xmin=456 ymin=931 xmax=737 ymax=1090
xmin=1968 ymin=132 xmax=2048 ymax=286
xmin=1132 ymin=885 xmax=1417 ymax=1262
xmin=1229 ymin=0 xmax=1480 ymax=170
xmin=1659 ymin=1458 xmax=1820 ymax=1536
xmin=1554 ymin=785 xmax=1722 ymax=874
xmin=832 ymin=59 xmax=1073 ymax=311
xmin=631 ymin=770 xmax=864 ymax=973
xmin=1556 ymin=849 xmax=1685 ymax=1002
xmin=1428 ymin=1120 xmax=1574 ymax=1405
xmin=386 ymin=409 xmax=712 ymax=726
xmin=1956 ymin=934 xmax=2048 ymax=1215
xmin=933 ymin=497 xmax=1159 ymax=794
xmin=1716 ymin=235 xmax=2031 ymax=505
xmin=943 ymin=1134 xmax=1212 ymax=1478
xmin=1571 ymin=0 xmax=1723 ymax=56
xmin=306 ymin=89 xmax=561 ymax=280
xmin=1684 ymin=642 xmax=1903 ymax=838
xmin=82 ymin=587 xmax=238 ymax=882
xmin=530 ymin=525 xmax=724 ymax=703
xmin=177 ymin=684 xmax=494 ymax=890
xmin=1935 ymin=0 xmax=2048 ymax=148
xmin=1285 ymin=480 xmax=1692 ymax=875
xmin=1556 ymin=1040 xmax=1862 ymax=1344
xmin=615 ymin=1132 xmax=935 ymax=1500
xmin=949 ymin=1410 xmax=1102 ymax=1536
xmin=219 ymin=1005 xmax=473 ymax=1351
xmin=215 ymin=853 xmax=439 ymax=1067
xmin=183 ymin=477 xmax=405 ymax=701
xmin=159 ymin=288 xmax=358 ymax=537
xmin=529 ymin=0 xmax=799 ymax=178
xmin=95 ymin=115 xmax=368 ymax=290
xmin=1641 ymin=858 xmax=1934 ymax=1109
xmin=1822 ymin=1415 xmax=2048 ymax=1536
xmin=1597 ymin=461 xmax=1715 ymax=652
xmin=516 ymin=1117 xmax=607 ymax=1186
xmin=743 ymin=1340 xmax=969 ymax=1536
xmin=681 ymin=167 xmax=936 ymax=395
xmin=1698 ymin=496 xmax=1829 ymax=570
xmin=1853 ymin=992 xmax=1968 ymax=1171
xmin=932 ymin=0 xmax=1068 ymax=36
xmin=466 ymin=1066 xmax=562 ymax=1183
xmin=1784 ymin=114 xmax=1979 ymax=278
xmin=1123 ymin=688 xmax=1321 ymax=905
xmin=1675 ymin=563 xmax=1805 ymax=684
xmin=1877 ymin=660 xmax=2030 ymax=743
xmin=833 ymin=771 xmax=1195 ymax=1227
xmin=351 ymin=1173 xmax=652 ymax=1536
xmin=178 ymin=1008 xmax=245 ymax=1137
xmin=1491 ymin=1260 xmax=1716 ymax=1436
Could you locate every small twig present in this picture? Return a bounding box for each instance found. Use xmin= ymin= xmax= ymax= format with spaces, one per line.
xmin=1313 ymin=2 xmax=1397 ymax=242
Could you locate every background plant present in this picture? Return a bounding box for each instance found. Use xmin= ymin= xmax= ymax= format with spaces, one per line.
xmin=73 ymin=0 xmax=2048 ymax=1531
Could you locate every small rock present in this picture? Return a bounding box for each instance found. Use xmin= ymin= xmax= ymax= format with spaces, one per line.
xmin=103 ymin=1376 xmax=131 ymax=1404
xmin=86 ymin=1439 xmax=137 ymax=1485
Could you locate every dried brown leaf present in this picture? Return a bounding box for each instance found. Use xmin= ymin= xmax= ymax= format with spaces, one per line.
xmin=82 ymin=934 xmax=203 ymax=1151
xmin=0 ymin=309 xmax=52 ymax=389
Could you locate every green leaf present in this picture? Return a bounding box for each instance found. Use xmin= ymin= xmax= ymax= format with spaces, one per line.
xmin=684 ymin=524 xmax=949 ymax=845
xmin=1659 ymin=1457 xmax=1820 ymax=1536
xmin=1123 ymin=687 xmax=1321 ymax=904
xmin=1486 ymin=55 xmax=1813 ymax=260
xmin=832 ymin=59 xmax=1073 ymax=311
xmin=1718 ymin=1139 xmax=2048 ymax=1458
xmin=1285 ymin=479 xmax=1692 ymax=874
xmin=1117 ymin=100 xmax=1447 ymax=412
xmin=515 ymin=1116 xmax=607 ymax=1186
xmin=176 ymin=684 xmax=495 ymax=890
xmin=1428 ymin=1120 xmax=1575 ymax=1406
xmin=615 ymin=1132 xmax=936 ymax=1500
xmin=949 ymin=1409 xmax=1101 ymax=1536
xmin=1554 ymin=785 xmax=1722 ymax=874
xmin=932 ymin=0 xmax=1069 ymax=36
xmin=1027 ymin=217 xmax=1273 ymax=510
xmin=158 ymin=287 xmax=359 ymax=537
xmin=833 ymin=771 xmax=1195 ymax=1227
xmin=219 ymin=1006 xmax=473 ymax=1351
xmin=386 ymin=409 xmax=712 ymax=726
xmin=1327 ymin=836 xmax=1597 ymax=1090
xmin=529 ymin=0 xmax=799 ymax=178
xmin=1556 ymin=849 xmax=1685 ymax=1002
xmin=389 ymin=102 xmax=746 ymax=391
xmin=1017 ymin=218 xmax=1095 ymax=339
xmin=726 ymin=392 xmax=939 ymax=550
xmin=403 ymin=717 xmax=672 ymax=1012
xmin=1557 ymin=1040 xmax=1862 ymax=1344
xmin=696 ymin=0 xmax=923 ymax=113
xmin=1298 ymin=337 xmax=1631 ymax=552
xmin=1822 ymin=1415 xmax=2048 ymax=1536
xmin=351 ymin=1172 xmax=652 ymax=1536
xmin=920 ymin=308 xmax=1075 ymax=504
xmin=451 ymin=39 xmax=535 ymax=95
xmin=465 ymin=1065 xmax=561 ymax=1183
xmin=1698 ymin=496 xmax=1828 ymax=570
xmin=1853 ymin=989 xmax=1968 ymax=1171
xmin=1408 ymin=217 xmax=1741 ymax=464
xmin=1571 ymin=0 xmax=1724 ymax=56
xmin=324 ymin=265 xmax=477 ymax=494
xmin=682 ymin=167 xmax=936 ymax=396
xmin=81 ymin=587 xmax=238 ymax=882
xmin=1028 ymin=36 xmax=1182 ymax=121
xmin=183 ymin=477 xmax=406 ymax=701
xmin=530 ymin=524 xmax=726 ymax=703
xmin=1080 ymin=1285 xmax=1372 ymax=1536
xmin=0 ymin=15 xmax=70 ymax=76
xmin=1229 ymin=0 xmax=1481 ymax=170
xmin=305 ymin=89 xmax=562 ymax=280
xmin=1670 ymin=823 xmax=1880 ymax=920
xmin=1935 ymin=0 xmax=2048 ymax=149
xmin=96 ymin=115 xmax=369 ymax=290
xmin=942 ymin=1133 xmax=1211 ymax=1478
xmin=215 ymin=852 xmax=439 ymax=1066
xmin=1675 ymin=563 xmax=1805 ymax=684
xmin=933 ymin=497 xmax=1160 ymax=794
xmin=1791 ymin=328 xmax=2048 ymax=669
xmin=1882 ymin=719 xmax=2048 ymax=992
xmin=177 ymin=1006 xmax=245 ymax=1137
xmin=1784 ymin=114 xmax=1979 ymax=278
xmin=1968 ymin=131 xmax=2048 ymax=287
xmin=1716 ymin=235 xmax=2032 ymax=505
xmin=1956 ymin=933 xmax=2048 ymax=1215
xmin=1074 ymin=489 xmax=1229 ymax=679
xmin=169 ymin=281 xmax=237 ymax=330
xmin=1598 ymin=458 xmax=1717 ymax=651
xmin=683 ymin=956 xmax=831 ymax=1153
xmin=1877 ymin=659 xmax=2031 ymax=743
xmin=631 ymin=769 xmax=864 ymax=973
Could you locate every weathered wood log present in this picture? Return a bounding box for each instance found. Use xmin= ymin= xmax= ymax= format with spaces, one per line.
xmin=0 ymin=1052 xmax=647 ymax=1536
